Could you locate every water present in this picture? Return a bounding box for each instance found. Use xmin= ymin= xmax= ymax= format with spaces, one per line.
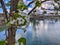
xmin=0 ymin=19 xmax=60 ymax=45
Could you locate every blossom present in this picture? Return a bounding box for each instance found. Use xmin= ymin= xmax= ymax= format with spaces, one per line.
xmin=25 ymin=16 xmax=30 ymax=22
xmin=17 ymin=18 xmax=25 ymax=24
xmin=10 ymin=19 xmax=16 ymax=24
xmin=12 ymin=11 xmax=15 ymax=13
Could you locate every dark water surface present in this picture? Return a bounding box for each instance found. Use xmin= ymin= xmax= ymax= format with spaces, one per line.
xmin=0 ymin=19 xmax=60 ymax=45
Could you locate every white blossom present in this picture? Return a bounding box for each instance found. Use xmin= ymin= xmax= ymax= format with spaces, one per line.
xmin=12 ymin=11 xmax=15 ymax=13
xmin=54 ymin=2 xmax=59 ymax=8
xmin=15 ymin=9 xmax=30 ymax=27
xmin=18 ymin=9 xmax=27 ymax=15
xmin=18 ymin=13 xmax=21 ymax=15
xmin=10 ymin=19 xmax=16 ymax=24
xmin=17 ymin=18 xmax=25 ymax=24
xmin=20 ymin=14 xmax=26 ymax=16
xmin=25 ymin=16 xmax=30 ymax=22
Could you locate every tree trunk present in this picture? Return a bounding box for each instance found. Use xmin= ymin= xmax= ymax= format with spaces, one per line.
xmin=7 ymin=25 xmax=16 ymax=45
xmin=7 ymin=0 xmax=19 ymax=45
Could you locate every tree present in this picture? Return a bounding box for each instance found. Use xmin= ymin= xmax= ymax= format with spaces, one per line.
xmin=0 ymin=0 xmax=59 ymax=45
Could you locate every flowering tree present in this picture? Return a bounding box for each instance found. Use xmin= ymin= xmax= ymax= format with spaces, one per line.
xmin=0 ymin=0 xmax=60 ymax=45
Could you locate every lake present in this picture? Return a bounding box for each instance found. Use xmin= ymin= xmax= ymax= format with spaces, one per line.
xmin=0 ymin=19 xmax=60 ymax=45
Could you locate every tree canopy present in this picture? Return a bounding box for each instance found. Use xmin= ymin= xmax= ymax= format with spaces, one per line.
xmin=0 ymin=0 xmax=60 ymax=31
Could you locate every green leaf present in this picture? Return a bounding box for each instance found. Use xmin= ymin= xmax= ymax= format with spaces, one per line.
xmin=18 ymin=0 xmax=28 ymax=10
xmin=18 ymin=38 xmax=26 ymax=45
xmin=6 ymin=22 xmax=10 ymax=27
xmin=0 ymin=40 xmax=6 ymax=45
xmin=23 ymin=5 xmax=28 ymax=10
xmin=17 ymin=4 xmax=24 ymax=9
xmin=54 ymin=0 xmax=57 ymax=2
xmin=14 ymin=13 xmax=20 ymax=19
xmin=17 ymin=4 xmax=28 ymax=10
xmin=35 ymin=1 xmax=41 ymax=7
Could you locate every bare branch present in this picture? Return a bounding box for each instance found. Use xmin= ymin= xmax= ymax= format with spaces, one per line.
xmin=27 ymin=1 xmax=35 ymax=6
xmin=28 ymin=6 xmax=36 ymax=15
xmin=28 ymin=0 xmax=49 ymax=15
xmin=10 ymin=0 xmax=19 ymax=13
xmin=0 ymin=0 xmax=8 ymax=21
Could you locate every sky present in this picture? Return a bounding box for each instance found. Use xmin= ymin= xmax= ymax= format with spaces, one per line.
xmin=0 ymin=0 xmax=10 ymax=13
xmin=0 ymin=0 xmax=60 ymax=41
xmin=0 ymin=0 xmax=59 ymax=14
xmin=0 ymin=0 xmax=33 ymax=13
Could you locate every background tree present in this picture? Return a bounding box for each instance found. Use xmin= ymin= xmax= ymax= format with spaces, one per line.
xmin=0 ymin=0 xmax=60 ymax=45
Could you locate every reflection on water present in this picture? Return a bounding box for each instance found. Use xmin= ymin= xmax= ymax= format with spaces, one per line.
xmin=0 ymin=19 xmax=60 ymax=45
xmin=25 ymin=19 xmax=60 ymax=45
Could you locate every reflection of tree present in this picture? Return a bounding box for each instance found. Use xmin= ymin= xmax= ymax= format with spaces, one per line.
xmin=0 ymin=0 xmax=60 ymax=45
xmin=48 ymin=19 xmax=58 ymax=24
xmin=31 ymin=19 xmax=58 ymax=38
xmin=31 ymin=19 xmax=39 ymax=30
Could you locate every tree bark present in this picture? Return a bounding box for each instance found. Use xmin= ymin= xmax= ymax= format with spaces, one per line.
xmin=0 ymin=0 xmax=8 ymax=21
xmin=7 ymin=0 xmax=19 ymax=45
xmin=7 ymin=25 xmax=16 ymax=45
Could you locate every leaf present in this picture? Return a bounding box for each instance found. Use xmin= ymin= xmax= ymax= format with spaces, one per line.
xmin=14 ymin=13 xmax=20 ymax=19
xmin=23 ymin=5 xmax=28 ymax=10
xmin=17 ymin=4 xmax=23 ymax=9
xmin=0 ymin=40 xmax=6 ymax=45
xmin=54 ymin=0 xmax=57 ymax=2
xmin=6 ymin=22 xmax=10 ymax=27
xmin=18 ymin=0 xmax=28 ymax=10
xmin=35 ymin=1 xmax=41 ymax=7
xmin=18 ymin=38 xmax=26 ymax=45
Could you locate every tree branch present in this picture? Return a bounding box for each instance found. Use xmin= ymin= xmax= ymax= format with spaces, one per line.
xmin=7 ymin=0 xmax=19 ymax=45
xmin=0 ymin=0 xmax=8 ymax=21
xmin=27 ymin=1 xmax=35 ymax=6
xmin=28 ymin=0 xmax=49 ymax=15
xmin=28 ymin=6 xmax=36 ymax=15
xmin=10 ymin=0 xmax=19 ymax=13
